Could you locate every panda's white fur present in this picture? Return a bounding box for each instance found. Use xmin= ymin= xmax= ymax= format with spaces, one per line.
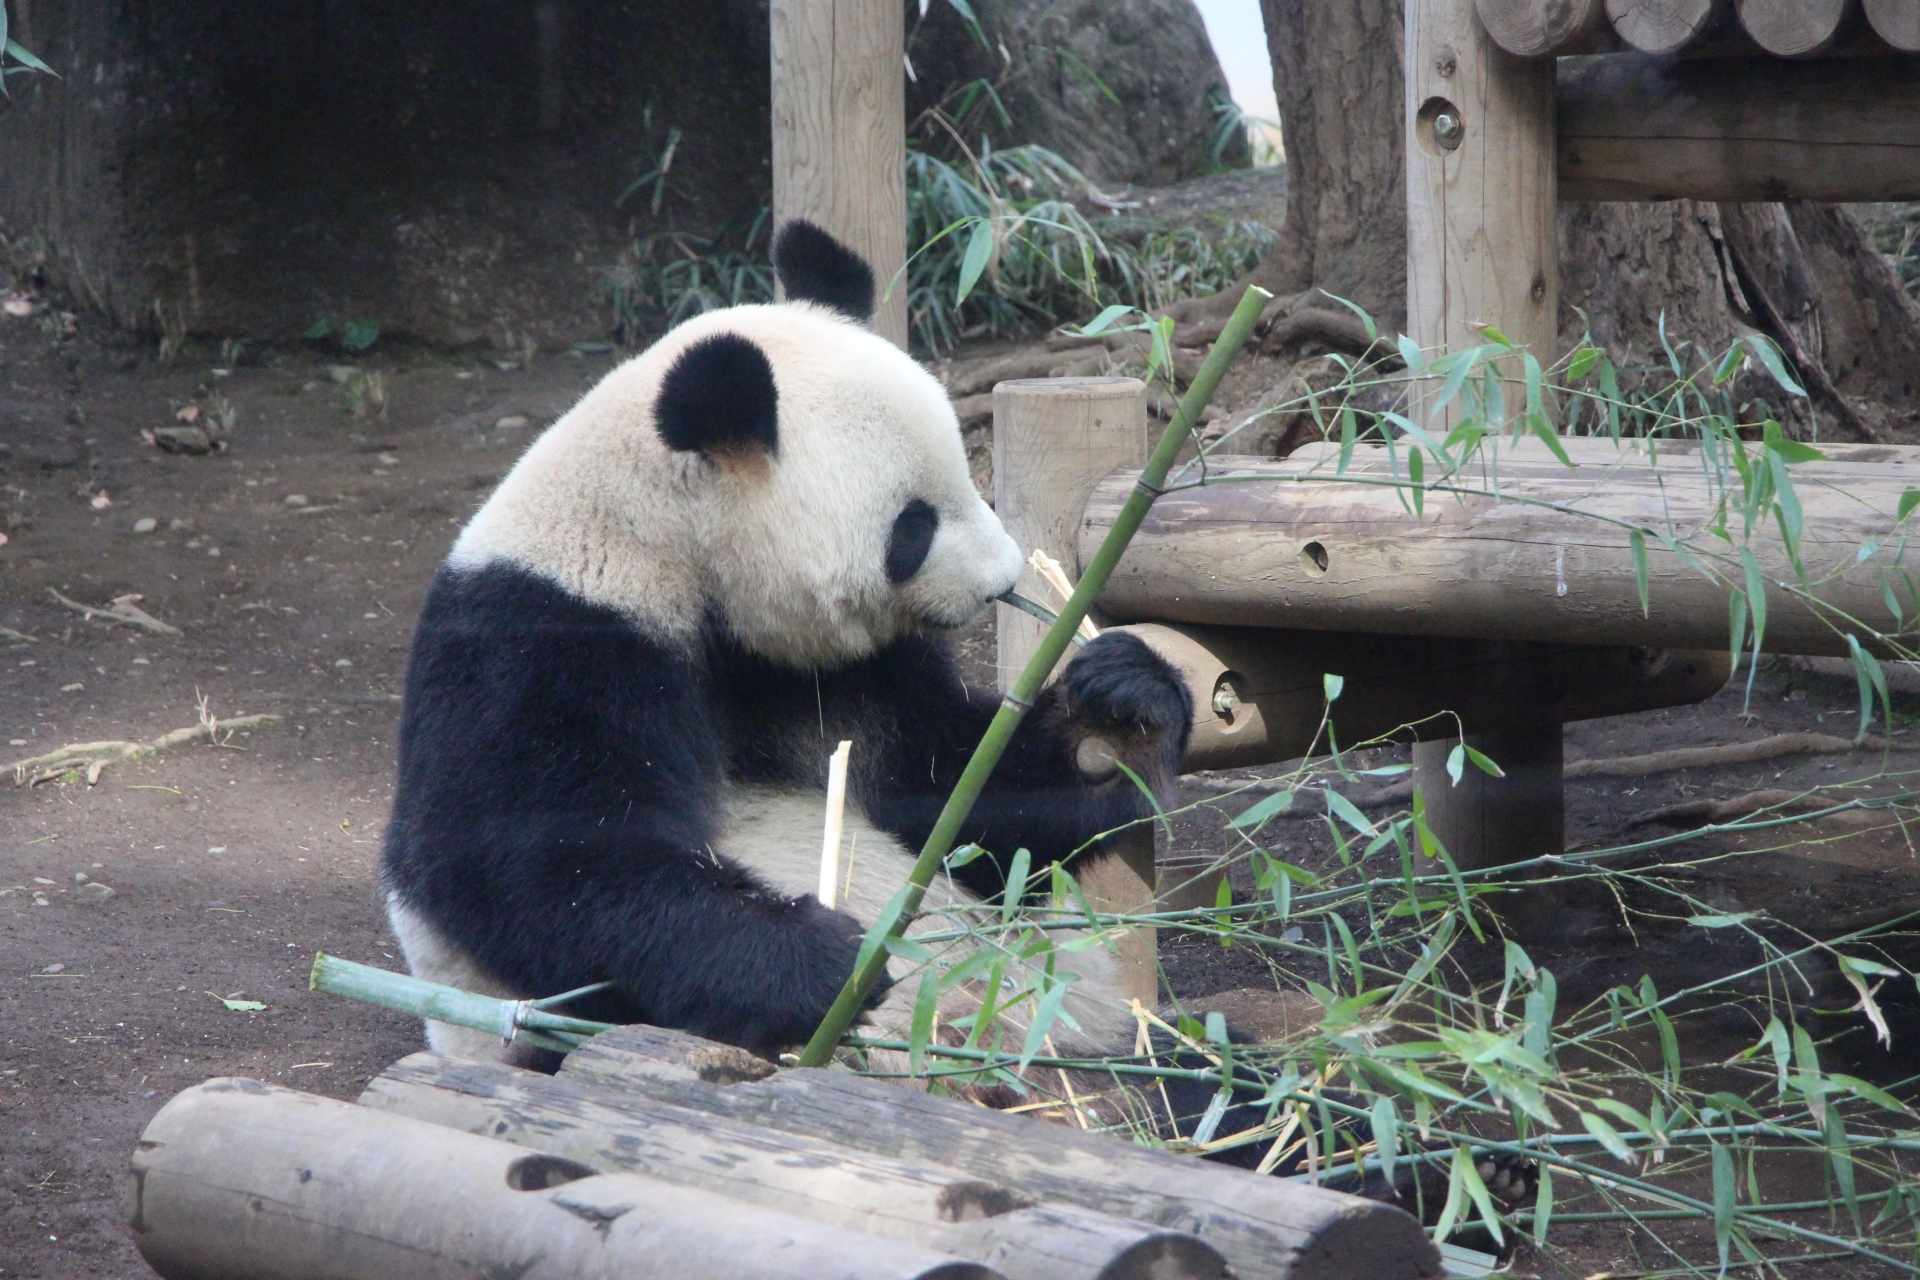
xmin=382 ymin=220 xmax=1191 ymax=1067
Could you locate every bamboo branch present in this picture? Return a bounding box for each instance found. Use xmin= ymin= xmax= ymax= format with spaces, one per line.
xmin=310 ymin=953 xmax=613 ymax=1055
xmin=8 ymin=713 xmax=281 ymax=786
xmin=796 ymin=285 xmax=1274 ymax=1069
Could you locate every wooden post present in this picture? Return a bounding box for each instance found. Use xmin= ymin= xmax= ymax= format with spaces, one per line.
xmin=992 ymin=377 xmax=1158 ymax=1007
xmin=1412 ymin=723 xmax=1567 ymax=938
xmin=1407 ymin=0 xmax=1563 ymax=898
xmin=770 ymin=0 xmax=908 ymax=347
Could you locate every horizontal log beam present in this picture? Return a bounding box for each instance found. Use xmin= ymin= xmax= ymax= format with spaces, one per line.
xmin=1084 ymin=439 xmax=1920 ymax=658
xmin=1557 ymin=53 xmax=1920 ymax=201
xmin=360 ymin=1054 xmax=1229 ymax=1280
xmin=552 ymin=1025 xmax=1442 ymax=1280
xmin=1480 ymin=0 xmax=1905 ymax=55
xmin=132 ymin=1080 xmax=996 ymax=1280
xmin=1119 ymin=622 xmax=1728 ymax=772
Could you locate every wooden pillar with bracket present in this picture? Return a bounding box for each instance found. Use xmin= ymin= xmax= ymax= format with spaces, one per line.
xmin=1406 ymin=0 xmax=1566 ymax=915
xmin=993 ymin=377 xmax=1160 ymax=1007
xmin=770 ymin=0 xmax=908 ymax=348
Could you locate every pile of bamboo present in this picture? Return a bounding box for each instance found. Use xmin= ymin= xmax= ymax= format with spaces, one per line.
xmin=128 ymin=1025 xmax=1441 ymax=1280
xmin=1476 ymin=0 xmax=1919 ymax=57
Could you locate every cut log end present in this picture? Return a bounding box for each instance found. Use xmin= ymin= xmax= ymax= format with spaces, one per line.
xmin=1604 ymin=0 xmax=1727 ymax=53
xmin=1865 ymin=0 xmax=1920 ymax=49
xmin=1475 ymin=0 xmax=1616 ymax=55
xmin=1735 ymin=0 xmax=1856 ymax=56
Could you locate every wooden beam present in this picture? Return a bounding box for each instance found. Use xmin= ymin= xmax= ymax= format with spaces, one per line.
xmin=1119 ymin=622 xmax=1729 ymax=772
xmin=1083 ymin=439 xmax=1920 ymax=658
xmin=1406 ymin=0 xmax=1559 ymax=397
xmin=1557 ymin=52 xmax=1920 ymax=201
xmin=1476 ymin=0 xmax=1617 ymax=54
xmin=551 ymin=1025 xmax=1446 ymax=1280
xmin=1868 ymin=0 xmax=1920 ymax=49
xmin=992 ymin=376 xmax=1159 ymax=1009
xmin=771 ymin=0 xmax=908 ymax=347
xmin=1605 ymin=0 xmax=1730 ymax=53
xmin=1736 ymin=0 xmax=1861 ymax=57
xmin=132 ymin=1080 xmax=996 ymax=1280
xmin=360 ymin=1056 xmax=1229 ymax=1280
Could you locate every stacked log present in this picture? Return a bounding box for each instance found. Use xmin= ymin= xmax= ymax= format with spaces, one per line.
xmin=128 ymin=1026 xmax=1443 ymax=1280
xmin=1477 ymin=0 xmax=1918 ymax=53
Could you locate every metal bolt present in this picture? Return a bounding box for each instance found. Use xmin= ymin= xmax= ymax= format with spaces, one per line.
xmin=1433 ymin=111 xmax=1465 ymax=150
xmin=1211 ymin=679 xmax=1241 ymax=718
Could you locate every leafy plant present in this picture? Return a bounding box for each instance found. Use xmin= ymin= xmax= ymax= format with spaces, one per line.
xmin=0 ymin=1 xmax=55 ymax=96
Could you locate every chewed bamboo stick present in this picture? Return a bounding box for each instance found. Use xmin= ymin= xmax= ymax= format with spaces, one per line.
xmin=1029 ymin=549 xmax=1099 ymax=642
xmin=818 ymin=740 xmax=853 ymax=909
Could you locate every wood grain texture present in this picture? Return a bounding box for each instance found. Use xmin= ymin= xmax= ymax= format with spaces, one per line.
xmin=360 ymin=1055 xmax=1225 ymax=1280
xmin=1119 ymin=622 xmax=1728 ymax=771
xmin=1083 ymin=440 xmax=1920 ymax=657
xmin=1406 ymin=0 xmax=1558 ymax=409
xmin=771 ymin=0 xmax=908 ymax=346
xmin=1867 ymin=0 xmax=1920 ymax=48
xmin=1475 ymin=0 xmax=1617 ymax=54
xmin=1604 ymin=0 xmax=1729 ymax=52
xmin=1557 ymin=53 xmax=1920 ymax=202
xmin=991 ymin=376 xmax=1159 ymax=1007
xmin=554 ymin=1025 xmax=1444 ymax=1280
xmin=133 ymin=1079 xmax=992 ymax=1280
xmin=1736 ymin=0 xmax=1859 ymax=56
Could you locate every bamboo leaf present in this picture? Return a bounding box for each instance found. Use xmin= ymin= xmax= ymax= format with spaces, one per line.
xmin=1568 ymin=344 xmax=1599 ymax=381
xmin=1326 ymin=787 xmax=1377 ymax=837
xmin=1017 ymin=976 xmax=1073 ymax=1071
xmin=1528 ymin=412 xmax=1572 ymax=466
xmin=1230 ymin=789 xmax=1295 ymax=829
xmin=1740 ymin=547 xmax=1767 ymax=656
xmin=1531 ymin=1162 xmax=1554 ymax=1244
xmin=954 ymin=219 xmax=994 ymax=305
xmin=5 ymin=38 xmax=56 ymax=77
xmin=1653 ymin=1006 xmax=1682 ymax=1086
xmin=1760 ymin=1017 xmax=1791 ymax=1099
xmin=1847 ymin=635 xmax=1889 ymax=739
xmin=1826 ymin=1108 xmax=1860 ymax=1232
xmin=1432 ymin=1146 xmax=1472 ymax=1240
xmin=1581 ymin=1111 xmax=1635 ymax=1164
xmin=1711 ymin=1139 xmax=1735 ymax=1271
xmin=1463 ymin=745 xmax=1505 ymax=778
xmin=1475 ymin=324 xmax=1515 ymax=349
xmin=1762 ymin=420 xmax=1824 ymax=464
xmin=1318 ymin=290 xmax=1378 ymax=342
xmin=1408 ymin=448 xmax=1424 ymax=515
xmin=1371 ymin=1095 xmax=1400 ymax=1189
xmin=1900 ymin=487 xmax=1920 ymax=524
xmin=909 ymin=968 xmax=940 ymax=1075
xmin=1630 ymin=529 xmax=1650 ymax=618
xmin=1446 ymin=743 xmax=1465 ymax=786
xmin=1433 ymin=347 xmax=1482 ymax=416
xmin=1728 ymin=589 xmax=1749 ymax=675
xmin=1324 ymin=672 xmax=1344 ymax=703
xmin=1001 ymin=847 xmax=1031 ymax=925
xmin=1792 ymin=1022 xmax=1826 ymax=1126
xmin=1396 ymin=333 xmax=1426 ymax=374
xmin=1337 ymin=405 xmax=1358 ymax=475
xmin=1075 ymin=304 xmax=1133 ymax=336
xmin=1458 ymin=1149 xmax=1506 ymax=1247
xmin=1743 ymin=334 xmax=1806 ymax=397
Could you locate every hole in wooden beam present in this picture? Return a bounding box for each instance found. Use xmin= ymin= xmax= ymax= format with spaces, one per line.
xmin=505 ymin=1153 xmax=597 ymax=1191
xmin=1300 ymin=541 xmax=1330 ymax=574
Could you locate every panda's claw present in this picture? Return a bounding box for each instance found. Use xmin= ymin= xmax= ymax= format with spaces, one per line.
xmin=1059 ymin=631 xmax=1193 ymax=741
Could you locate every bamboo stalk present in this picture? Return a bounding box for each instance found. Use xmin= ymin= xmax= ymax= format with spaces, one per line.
xmin=796 ymin=286 xmax=1273 ymax=1069
xmin=310 ymin=953 xmax=613 ymax=1054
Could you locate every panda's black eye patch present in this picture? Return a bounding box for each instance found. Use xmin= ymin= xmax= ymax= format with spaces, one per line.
xmin=886 ymin=499 xmax=939 ymax=584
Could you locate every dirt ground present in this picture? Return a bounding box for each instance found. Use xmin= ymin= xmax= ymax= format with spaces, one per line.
xmin=4 ymin=313 xmax=1919 ymax=1278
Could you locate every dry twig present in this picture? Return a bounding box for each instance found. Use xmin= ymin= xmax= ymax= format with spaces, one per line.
xmin=8 ymin=713 xmax=281 ymax=786
xmin=1565 ymin=732 xmax=1887 ymax=779
xmin=45 ymin=588 xmax=183 ymax=636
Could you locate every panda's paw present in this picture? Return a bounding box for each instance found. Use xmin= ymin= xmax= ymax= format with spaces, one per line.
xmin=1060 ymin=632 xmax=1193 ymax=759
xmin=1474 ymin=1151 xmax=1537 ymax=1209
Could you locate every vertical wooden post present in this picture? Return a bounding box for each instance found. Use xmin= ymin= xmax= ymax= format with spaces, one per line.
xmin=1412 ymin=723 xmax=1566 ymax=938
xmin=770 ymin=0 xmax=909 ymax=348
xmin=992 ymin=377 xmax=1159 ymax=1007
xmin=1407 ymin=0 xmax=1565 ymax=905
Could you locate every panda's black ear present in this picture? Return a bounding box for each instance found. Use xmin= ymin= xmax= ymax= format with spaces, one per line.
xmin=656 ymin=333 xmax=779 ymax=458
xmin=773 ymin=220 xmax=875 ymax=323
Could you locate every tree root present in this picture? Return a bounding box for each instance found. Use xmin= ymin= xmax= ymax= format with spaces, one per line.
xmin=1631 ymin=788 xmax=1850 ymax=829
xmin=1565 ymin=732 xmax=1888 ymax=779
xmin=8 ymin=714 xmax=281 ymax=786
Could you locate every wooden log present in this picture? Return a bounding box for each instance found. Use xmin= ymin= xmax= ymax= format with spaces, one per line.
xmin=131 ymin=1079 xmax=996 ymax=1280
xmin=992 ymin=376 xmax=1159 ymax=1009
xmin=553 ymin=1025 xmax=1443 ymax=1280
xmin=1867 ymin=0 xmax=1920 ymax=48
xmin=1082 ymin=444 xmax=1920 ymax=658
xmin=1558 ymin=53 xmax=1920 ymax=202
xmin=1476 ymin=0 xmax=1619 ymax=55
xmin=1605 ymin=0 xmax=1731 ymax=53
xmin=1735 ymin=0 xmax=1860 ymax=56
xmin=1406 ymin=0 xmax=1558 ymax=423
xmin=359 ymin=1055 xmax=1227 ymax=1280
xmin=771 ymin=0 xmax=908 ymax=347
xmin=1117 ymin=622 xmax=1729 ymax=772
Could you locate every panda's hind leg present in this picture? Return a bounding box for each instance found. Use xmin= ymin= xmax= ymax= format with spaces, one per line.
xmin=385 ymin=894 xmax=559 ymax=1070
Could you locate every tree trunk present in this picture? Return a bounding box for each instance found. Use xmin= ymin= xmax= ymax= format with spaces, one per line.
xmin=1186 ymin=0 xmax=1920 ymax=445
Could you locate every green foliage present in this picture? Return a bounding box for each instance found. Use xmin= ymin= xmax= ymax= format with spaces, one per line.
xmin=1 ymin=0 xmax=57 ymax=96
xmin=604 ymin=145 xmax=1274 ymax=353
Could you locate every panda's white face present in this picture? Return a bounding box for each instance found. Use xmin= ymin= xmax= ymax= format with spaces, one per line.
xmin=686 ymin=306 xmax=1022 ymax=669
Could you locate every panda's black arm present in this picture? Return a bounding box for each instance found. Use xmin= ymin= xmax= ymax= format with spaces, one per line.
xmin=383 ymin=565 xmax=886 ymax=1057
xmin=794 ymin=631 xmax=1192 ymax=897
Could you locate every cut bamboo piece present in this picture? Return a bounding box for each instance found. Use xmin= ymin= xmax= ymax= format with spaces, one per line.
xmin=555 ymin=1024 xmax=1442 ymax=1280
xmin=1083 ymin=446 xmax=1920 ymax=658
xmin=1736 ymin=0 xmax=1859 ymax=55
xmin=1558 ymin=52 xmax=1920 ymax=202
xmin=820 ymin=738 xmax=854 ymax=908
xmin=1867 ymin=0 xmax=1920 ymax=48
xmin=132 ymin=1079 xmax=996 ymax=1280
xmin=1605 ymin=0 xmax=1730 ymax=53
xmin=1476 ymin=0 xmax=1618 ymax=54
xmin=361 ymin=1054 xmax=1230 ymax=1280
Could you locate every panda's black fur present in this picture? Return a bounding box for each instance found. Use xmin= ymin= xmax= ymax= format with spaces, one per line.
xmin=382 ymin=219 xmax=1192 ymax=1059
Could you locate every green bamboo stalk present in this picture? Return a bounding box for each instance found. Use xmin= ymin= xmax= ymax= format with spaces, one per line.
xmin=797 ymin=285 xmax=1273 ymax=1068
xmin=310 ymin=952 xmax=614 ymax=1054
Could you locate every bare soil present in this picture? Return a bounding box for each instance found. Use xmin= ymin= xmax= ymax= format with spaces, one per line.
xmin=3 ymin=315 xmax=1917 ymax=1277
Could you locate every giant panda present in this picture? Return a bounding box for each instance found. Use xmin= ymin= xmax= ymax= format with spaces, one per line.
xmin=380 ymin=220 xmax=1193 ymax=1068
